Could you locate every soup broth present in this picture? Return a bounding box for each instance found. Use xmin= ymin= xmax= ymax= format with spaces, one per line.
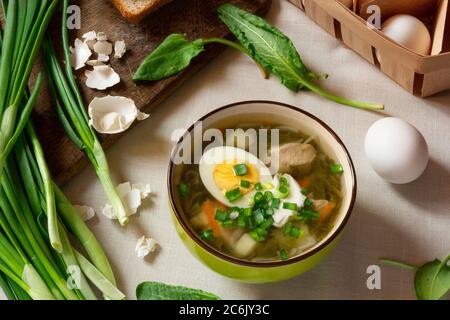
xmin=175 ymin=123 xmax=343 ymax=262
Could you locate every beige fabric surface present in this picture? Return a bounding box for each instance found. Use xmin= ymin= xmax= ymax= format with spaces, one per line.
xmin=2 ymin=0 xmax=449 ymax=300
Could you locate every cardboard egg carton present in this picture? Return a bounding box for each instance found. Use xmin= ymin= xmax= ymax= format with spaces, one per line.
xmin=289 ymin=0 xmax=450 ymax=97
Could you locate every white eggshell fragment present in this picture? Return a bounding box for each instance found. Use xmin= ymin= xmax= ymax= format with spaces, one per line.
xmin=114 ymin=40 xmax=126 ymax=59
xmin=97 ymin=53 xmax=110 ymax=62
xmin=88 ymin=96 xmax=149 ymax=134
xmin=82 ymin=31 xmax=97 ymax=41
xmin=93 ymin=40 xmax=113 ymax=56
xmin=86 ymin=60 xmax=105 ymax=67
xmin=101 ymin=182 xmax=152 ymax=219
xmin=378 ymin=14 xmax=431 ymax=61
xmin=85 ymin=65 xmax=120 ymax=90
xmin=73 ymin=205 xmax=96 ymax=221
xmin=70 ymin=38 xmax=92 ymax=70
xmin=365 ymin=117 xmax=429 ymax=184
xmin=96 ymin=31 xmax=108 ymax=41
xmin=135 ymin=236 xmax=158 ymax=258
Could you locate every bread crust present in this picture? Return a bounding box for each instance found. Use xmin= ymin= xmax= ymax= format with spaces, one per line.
xmin=112 ymin=0 xmax=172 ymax=23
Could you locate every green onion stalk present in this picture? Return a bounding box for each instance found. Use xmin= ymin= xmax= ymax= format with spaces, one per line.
xmin=42 ymin=0 xmax=129 ymax=226
xmin=0 ymin=0 xmax=59 ymax=177
xmin=0 ymin=121 xmax=124 ymax=300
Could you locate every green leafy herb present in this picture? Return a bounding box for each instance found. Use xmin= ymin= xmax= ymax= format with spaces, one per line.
xmin=133 ymin=4 xmax=383 ymax=111
xmin=136 ymin=282 xmax=221 ymax=300
xmin=380 ymin=254 xmax=450 ymax=300
xmin=133 ymin=34 xmax=205 ymax=81
xmin=217 ymin=4 xmax=383 ymax=110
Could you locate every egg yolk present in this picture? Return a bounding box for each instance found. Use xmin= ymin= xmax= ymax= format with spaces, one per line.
xmin=213 ymin=162 xmax=260 ymax=194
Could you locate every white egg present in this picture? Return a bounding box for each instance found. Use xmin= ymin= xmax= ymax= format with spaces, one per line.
xmin=365 ymin=117 xmax=429 ymax=184
xmin=272 ymin=174 xmax=306 ymax=228
xmin=377 ymin=14 xmax=431 ymax=61
xmin=199 ymin=146 xmax=273 ymax=207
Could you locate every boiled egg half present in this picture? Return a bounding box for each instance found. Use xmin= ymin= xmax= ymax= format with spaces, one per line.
xmin=199 ymin=146 xmax=273 ymax=207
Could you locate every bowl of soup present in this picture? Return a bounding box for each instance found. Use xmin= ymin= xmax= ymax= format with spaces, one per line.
xmin=168 ymin=101 xmax=356 ymax=283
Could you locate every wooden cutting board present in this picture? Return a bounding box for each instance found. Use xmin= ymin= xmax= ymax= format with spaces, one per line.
xmin=33 ymin=0 xmax=271 ymax=184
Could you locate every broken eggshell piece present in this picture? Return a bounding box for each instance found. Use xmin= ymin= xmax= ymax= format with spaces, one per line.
xmin=101 ymin=182 xmax=151 ymax=219
xmin=114 ymin=40 xmax=126 ymax=58
xmin=85 ymin=65 xmax=120 ymax=90
xmin=70 ymin=38 xmax=92 ymax=70
xmin=135 ymin=236 xmax=158 ymax=258
xmin=88 ymin=95 xmax=149 ymax=134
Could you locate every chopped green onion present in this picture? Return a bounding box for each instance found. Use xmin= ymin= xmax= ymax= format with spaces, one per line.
xmin=240 ymin=179 xmax=250 ymax=188
xmin=331 ymin=163 xmax=344 ymax=174
xmin=200 ymin=230 xmax=215 ymax=241
xmin=303 ymin=198 xmax=313 ymax=208
xmin=271 ymin=198 xmax=281 ymax=209
xmin=242 ymin=208 xmax=252 ymax=217
xmin=264 ymin=191 xmax=273 ymax=202
xmin=301 ymin=188 xmax=310 ymax=196
xmin=283 ymin=223 xmax=292 ymax=235
xmin=255 ymin=183 xmax=263 ymax=191
xmin=279 ymin=176 xmax=288 ymax=187
xmin=233 ymin=164 xmax=248 ymax=176
xmin=299 ymin=208 xmax=319 ymax=222
xmin=222 ymin=220 xmax=234 ymax=228
xmin=277 ymin=186 xmax=289 ymax=199
xmin=283 ymin=202 xmax=298 ymax=211
xmin=214 ymin=209 xmax=228 ymax=222
xmin=250 ymin=230 xmax=265 ymax=242
xmin=247 ymin=198 xmax=255 ymax=207
xmin=264 ymin=207 xmax=274 ymax=216
xmin=279 ymin=249 xmax=288 ymax=261
xmin=237 ymin=216 xmax=247 ymax=228
xmin=254 ymin=212 xmax=265 ymax=225
xmin=225 ymin=188 xmax=242 ymax=202
xmin=259 ymin=217 xmax=273 ymax=230
xmin=254 ymin=191 xmax=264 ymax=203
xmin=177 ymin=183 xmax=189 ymax=198
xmin=289 ymin=227 xmax=302 ymax=238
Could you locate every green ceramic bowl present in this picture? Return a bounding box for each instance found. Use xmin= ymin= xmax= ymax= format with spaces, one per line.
xmin=168 ymin=101 xmax=357 ymax=283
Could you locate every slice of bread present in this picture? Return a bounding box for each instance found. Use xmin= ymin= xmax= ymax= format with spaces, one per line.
xmin=112 ymin=0 xmax=172 ymax=23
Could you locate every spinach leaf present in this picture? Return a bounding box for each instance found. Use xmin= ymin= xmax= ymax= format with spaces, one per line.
xmin=415 ymin=255 xmax=450 ymax=300
xmin=218 ymin=3 xmax=315 ymax=91
xmin=381 ymin=254 xmax=450 ymax=300
xmin=133 ymin=34 xmax=205 ymax=81
xmin=136 ymin=282 xmax=221 ymax=300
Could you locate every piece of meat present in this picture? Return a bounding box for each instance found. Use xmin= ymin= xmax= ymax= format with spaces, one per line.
xmin=270 ymin=143 xmax=317 ymax=175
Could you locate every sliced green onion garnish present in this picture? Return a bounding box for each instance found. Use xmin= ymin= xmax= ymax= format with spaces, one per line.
xmin=233 ymin=163 xmax=248 ymax=176
xmin=279 ymin=249 xmax=288 ymax=261
xmin=264 ymin=207 xmax=274 ymax=216
xmin=303 ymin=198 xmax=313 ymax=208
xmin=215 ymin=209 xmax=229 ymax=222
xmin=240 ymin=179 xmax=251 ymax=188
xmin=277 ymin=186 xmax=289 ymax=199
xmin=200 ymin=230 xmax=214 ymax=241
xmin=254 ymin=191 xmax=264 ymax=203
xmin=299 ymin=208 xmax=319 ymax=222
xmin=254 ymin=212 xmax=265 ymax=225
xmin=260 ymin=217 xmax=273 ymax=230
xmin=279 ymin=176 xmax=288 ymax=187
xmin=237 ymin=216 xmax=247 ymax=228
xmin=255 ymin=182 xmax=263 ymax=191
xmin=225 ymin=187 xmax=242 ymax=202
xmin=283 ymin=223 xmax=293 ymax=235
xmin=283 ymin=202 xmax=298 ymax=211
xmin=301 ymin=188 xmax=310 ymax=196
xmin=264 ymin=191 xmax=273 ymax=202
xmin=177 ymin=183 xmax=189 ymax=198
xmin=271 ymin=198 xmax=281 ymax=209
xmin=331 ymin=163 xmax=344 ymax=174
xmin=222 ymin=220 xmax=234 ymax=228
xmin=289 ymin=227 xmax=302 ymax=238
xmin=243 ymin=208 xmax=252 ymax=217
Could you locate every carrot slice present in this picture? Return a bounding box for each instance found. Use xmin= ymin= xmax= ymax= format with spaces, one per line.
xmin=201 ymin=200 xmax=226 ymax=237
xmin=298 ymin=176 xmax=311 ymax=189
xmin=318 ymin=202 xmax=336 ymax=224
